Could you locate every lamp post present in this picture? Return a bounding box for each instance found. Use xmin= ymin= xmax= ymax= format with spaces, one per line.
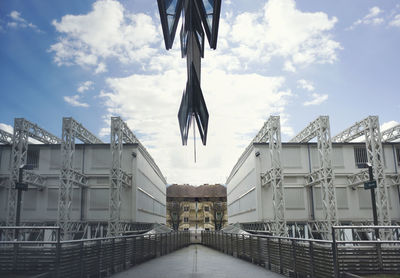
xmin=15 ymin=164 xmax=33 ymax=240
xmin=363 ymin=163 xmax=379 ymax=239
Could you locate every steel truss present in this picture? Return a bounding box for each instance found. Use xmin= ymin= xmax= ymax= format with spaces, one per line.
xmin=254 ymin=116 xmax=287 ymax=236
xmin=6 ymin=118 xmax=61 ymax=229
xmin=0 ymin=129 xmax=13 ymax=144
xmin=290 ymin=116 xmax=338 ymax=239
xmin=58 ymin=117 xmax=102 ymax=239
xmin=382 ymin=124 xmax=400 ymax=142
xmin=108 ymin=117 xmax=136 ymax=236
xmin=332 ymin=116 xmax=391 ymax=235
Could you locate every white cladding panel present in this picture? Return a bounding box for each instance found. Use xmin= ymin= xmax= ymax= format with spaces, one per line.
xmin=0 ymin=144 xmax=166 ymax=224
xmin=135 ymin=148 xmax=166 ymax=224
xmin=227 ymin=148 xmax=257 ymax=223
xmin=227 ymin=143 xmax=400 ymax=224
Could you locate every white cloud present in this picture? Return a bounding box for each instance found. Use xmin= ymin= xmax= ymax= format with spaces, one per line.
xmin=230 ymin=0 xmax=341 ymax=68
xmin=283 ymin=61 xmax=296 ymax=72
xmin=77 ymin=81 xmax=93 ymax=93
xmin=348 ymin=6 xmax=384 ymax=30
xmin=49 ymin=0 xmax=159 ymax=73
xmin=64 ymin=95 xmax=89 ymax=107
xmin=381 ymin=120 xmax=399 ymax=131
xmin=99 ymin=68 xmax=292 ymax=184
xmin=0 ymin=123 xmax=13 ymax=134
xmin=389 ymin=14 xmax=400 ymax=27
xmin=303 ymin=93 xmax=328 ymax=106
xmin=297 ymin=79 xmax=314 ymax=91
xmin=7 ymin=10 xmax=42 ymax=32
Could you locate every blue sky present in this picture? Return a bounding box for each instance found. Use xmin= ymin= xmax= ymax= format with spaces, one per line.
xmin=0 ymin=0 xmax=399 ymax=184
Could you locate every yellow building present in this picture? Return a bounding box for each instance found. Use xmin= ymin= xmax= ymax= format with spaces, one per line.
xmin=166 ymin=184 xmax=227 ymax=231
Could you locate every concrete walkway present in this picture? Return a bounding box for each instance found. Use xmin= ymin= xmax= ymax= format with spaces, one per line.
xmin=112 ymin=244 xmax=284 ymax=278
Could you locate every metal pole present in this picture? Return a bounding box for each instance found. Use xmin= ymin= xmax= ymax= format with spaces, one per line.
xmin=332 ymin=226 xmax=339 ymax=278
xmin=15 ymin=189 xmax=22 ymax=240
xmin=368 ymin=165 xmax=380 ymax=239
xmin=56 ymin=227 xmax=61 ymax=278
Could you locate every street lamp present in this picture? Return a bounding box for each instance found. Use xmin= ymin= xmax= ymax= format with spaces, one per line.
xmin=362 ymin=163 xmax=379 ymax=239
xmin=15 ymin=164 xmax=33 ymax=239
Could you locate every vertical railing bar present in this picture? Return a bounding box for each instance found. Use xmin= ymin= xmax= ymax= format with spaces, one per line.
xmin=309 ymin=240 xmax=315 ymax=278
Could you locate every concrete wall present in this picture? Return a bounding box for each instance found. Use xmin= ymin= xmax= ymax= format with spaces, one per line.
xmin=226 ymin=142 xmax=400 ymax=224
xmin=0 ymin=143 xmax=167 ymax=224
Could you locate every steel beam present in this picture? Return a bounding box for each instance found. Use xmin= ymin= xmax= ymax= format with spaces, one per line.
xmin=256 ymin=116 xmax=287 ymax=237
xmin=0 ymin=129 xmax=13 ymax=144
xmin=382 ymin=124 xmax=400 ymax=142
xmin=22 ymin=170 xmax=46 ymax=190
xmin=333 ymin=116 xmax=391 ymax=238
xmin=58 ymin=117 xmax=102 ymax=239
xmin=108 ymin=117 xmax=135 ymax=236
xmin=291 ymin=116 xmax=338 ymax=239
xmin=6 ymin=118 xmax=61 ymax=233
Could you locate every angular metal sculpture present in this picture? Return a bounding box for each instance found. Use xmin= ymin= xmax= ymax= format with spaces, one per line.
xmin=158 ymin=0 xmax=221 ymax=145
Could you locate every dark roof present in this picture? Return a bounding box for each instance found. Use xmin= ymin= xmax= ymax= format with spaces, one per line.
xmin=167 ymin=184 xmax=226 ymax=198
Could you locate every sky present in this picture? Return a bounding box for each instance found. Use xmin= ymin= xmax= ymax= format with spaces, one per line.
xmin=0 ymin=0 xmax=399 ymax=185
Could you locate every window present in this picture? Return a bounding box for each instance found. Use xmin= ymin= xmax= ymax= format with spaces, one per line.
xmin=204 ymin=217 xmax=210 ymax=223
xmin=184 ymin=217 xmax=189 ymax=223
xmin=184 ymin=206 xmax=189 ymax=212
xmin=396 ymin=148 xmax=400 ymax=166
xmin=216 ymin=212 xmax=222 ymax=220
xmin=184 ymin=228 xmax=189 ymax=231
xmin=27 ymin=149 xmax=40 ymax=169
xmin=354 ymin=147 xmax=367 ymax=168
xmin=204 ymin=206 xmax=209 ymax=212
xmin=205 ymin=228 xmax=210 ymax=231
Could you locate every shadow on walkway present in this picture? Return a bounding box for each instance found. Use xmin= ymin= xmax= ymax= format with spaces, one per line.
xmin=112 ymin=244 xmax=284 ymax=278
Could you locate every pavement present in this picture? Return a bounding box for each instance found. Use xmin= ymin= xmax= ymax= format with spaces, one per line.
xmin=112 ymin=244 xmax=284 ymax=278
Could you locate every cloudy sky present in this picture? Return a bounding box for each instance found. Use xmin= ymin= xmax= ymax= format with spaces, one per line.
xmin=0 ymin=0 xmax=399 ymax=185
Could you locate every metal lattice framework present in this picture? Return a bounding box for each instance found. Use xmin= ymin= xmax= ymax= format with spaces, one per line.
xmin=58 ymin=117 xmax=102 ymax=239
xmin=108 ymin=117 xmax=135 ymax=236
xmin=382 ymin=124 xmax=400 ymax=142
xmin=254 ymin=116 xmax=287 ymax=236
xmin=6 ymin=118 xmax=61 ymax=228
xmin=290 ymin=116 xmax=338 ymax=239
xmin=332 ymin=116 xmax=391 ymax=229
xmin=0 ymin=129 xmax=13 ymax=144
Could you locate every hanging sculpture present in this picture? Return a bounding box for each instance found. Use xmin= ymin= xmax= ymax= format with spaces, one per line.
xmin=157 ymin=0 xmax=221 ymax=146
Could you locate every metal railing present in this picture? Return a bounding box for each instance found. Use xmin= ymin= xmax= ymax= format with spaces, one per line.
xmin=0 ymin=226 xmax=190 ymax=278
xmin=202 ymin=226 xmax=400 ymax=278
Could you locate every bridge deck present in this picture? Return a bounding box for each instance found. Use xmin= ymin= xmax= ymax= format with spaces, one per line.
xmin=112 ymin=244 xmax=283 ymax=278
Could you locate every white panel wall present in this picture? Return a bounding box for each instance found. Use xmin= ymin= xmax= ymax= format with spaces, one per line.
xmin=227 ymin=148 xmax=257 ymax=223
xmin=0 ymin=143 xmax=167 ymax=225
xmin=226 ymin=142 xmax=400 ymax=224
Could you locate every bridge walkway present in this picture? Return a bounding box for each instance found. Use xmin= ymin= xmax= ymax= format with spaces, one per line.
xmin=112 ymin=244 xmax=284 ymax=278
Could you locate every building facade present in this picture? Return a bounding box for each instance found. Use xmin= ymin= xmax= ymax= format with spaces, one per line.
xmin=226 ymin=116 xmax=400 ymax=239
xmin=0 ymin=117 xmax=167 ymax=239
xmin=166 ymin=184 xmax=227 ymax=231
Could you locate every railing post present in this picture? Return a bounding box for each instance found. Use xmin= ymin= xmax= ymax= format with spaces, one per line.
xmin=309 ymin=241 xmax=315 ymax=278
xmin=292 ymin=239 xmax=297 ymax=278
xmin=112 ymin=237 xmax=115 ymax=273
xmin=257 ymin=236 xmax=260 ymax=265
xmin=278 ymin=238 xmax=283 ymax=274
xmin=80 ymin=240 xmax=84 ymax=278
xmin=250 ymin=235 xmax=253 ymax=263
xmin=267 ymin=237 xmax=271 ymax=270
xmin=332 ymin=226 xmax=339 ymax=278
xmin=377 ymin=241 xmax=383 ymax=271
xmin=124 ymin=237 xmax=127 ymax=269
xmin=235 ymin=233 xmax=238 ymax=256
xmin=56 ymin=227 xmax=61 ymax=278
